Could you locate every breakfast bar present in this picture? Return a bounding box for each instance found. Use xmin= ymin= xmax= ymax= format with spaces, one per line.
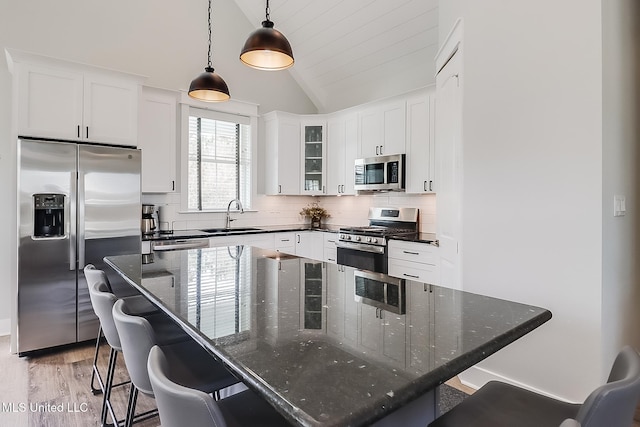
xmin=105 ymin=246 xmax=552 ymax=427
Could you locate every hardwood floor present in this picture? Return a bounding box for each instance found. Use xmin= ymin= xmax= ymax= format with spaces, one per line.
xmin=1 ymin=335 xmax=639 ymax=427
xmin=0 ymin=336 xmax=158 ymax=427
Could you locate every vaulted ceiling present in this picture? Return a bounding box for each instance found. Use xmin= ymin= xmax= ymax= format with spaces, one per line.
xmin=233 ymin=0 xmax=439 ymax=113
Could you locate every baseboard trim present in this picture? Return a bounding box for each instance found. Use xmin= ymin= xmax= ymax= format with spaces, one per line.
xmin=458 ymin=365 xmax=578 ymax=403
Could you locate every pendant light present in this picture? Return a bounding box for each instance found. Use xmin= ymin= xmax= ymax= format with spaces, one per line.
xmin=189 ymin=0 xmax=230 ymax=102
xmin=239 ymin=0 xmax=294 ymax=71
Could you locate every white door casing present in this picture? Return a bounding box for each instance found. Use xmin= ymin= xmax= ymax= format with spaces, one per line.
xmin=435 ymin=24 xmax=463 ymax=291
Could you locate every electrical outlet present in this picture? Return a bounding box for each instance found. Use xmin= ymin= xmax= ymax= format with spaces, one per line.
xmin=614 ymin=195 xmax=626 ymax=217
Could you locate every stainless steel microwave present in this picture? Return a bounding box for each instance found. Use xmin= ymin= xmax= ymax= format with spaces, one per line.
xmin=354 ymin=270 xmax=405 ymax=315
xmin=354 ymin=154 xmax=405 ymax=191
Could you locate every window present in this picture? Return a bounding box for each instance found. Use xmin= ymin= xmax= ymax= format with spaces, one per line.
xmin=186 ymin=247 xmax=250 ymax=339
xmin=187 ymin=108 xmax=251 ymax=210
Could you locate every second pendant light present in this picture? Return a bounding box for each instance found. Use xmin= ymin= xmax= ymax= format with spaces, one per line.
xmin=240 ymin=0 xmax=294 ymax=71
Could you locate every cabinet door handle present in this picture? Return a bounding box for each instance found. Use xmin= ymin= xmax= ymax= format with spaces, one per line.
xmin=323 ymin=185 xmax=325 ymax=194
xmin=278 ymin=184 xmax=282 ymax=194
xmin=403 ymin=273 xmax=420 ymax=279
xmin=429 ymin=180 xmax=433 ymax=191
xmin=402 ymin=250 xmax=420 ymax=255
xmin=172 ymin=180 xmax=175 ymax=191
xmin=341 ymin=185 xmax=345 ymax=193
xmin=297 ymin=235 xmax=300 ymax=244
xmin=375 ymin=145 xmax=379 ymax=155
xmin=77 ymin=125 xmax=80 ymax=138
xmin=380 ymin=145 xmax=383 ymax=155
xmin=86 ymin=126 xmax=89 ymax=139
xmin=424 ymin=181 xmax=427 ymax=191
xmin=281 ymin=239 xmax=290 ymax=242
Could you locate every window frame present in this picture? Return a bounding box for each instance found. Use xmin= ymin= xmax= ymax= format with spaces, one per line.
xmin=178 ymin=99 xmax=258 ymax=213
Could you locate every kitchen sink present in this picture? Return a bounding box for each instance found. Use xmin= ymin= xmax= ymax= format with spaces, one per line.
xmin=200 ymin=227 xmax=261 ymax=233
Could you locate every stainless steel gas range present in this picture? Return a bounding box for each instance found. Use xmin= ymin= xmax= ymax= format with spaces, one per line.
xmin=337 ymin=207 xmax=419 ymax=273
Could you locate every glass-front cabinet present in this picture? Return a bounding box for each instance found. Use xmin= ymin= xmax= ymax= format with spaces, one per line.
xmin=301 ymin=121 xmax=326 ymax=195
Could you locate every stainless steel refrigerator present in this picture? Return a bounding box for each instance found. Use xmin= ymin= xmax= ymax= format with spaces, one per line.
xmin=17 ymin=138 xmax=141 ymax=354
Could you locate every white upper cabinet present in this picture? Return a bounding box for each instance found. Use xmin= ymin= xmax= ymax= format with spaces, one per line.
xmin=358 ymin=99 xmax=406 ymax=158
xmin=300 ymin=119 xmax=327 ymax=195
xmin=16 ymin=64 xmax=84 ymax=141
xmin=326 ymin=112 xmax=357 ymax=196
xmin=406 ymin=89 xmax=436 ymax=193
xmin=263 ymin=111 xmax=301 ymax=195
xmin=6 ymin=49 xmax=143 ymax=146
xmin=138 ymin=87 xmax=178 ymax=193
xmin=82 ymin=74 xmax=139 ymax=145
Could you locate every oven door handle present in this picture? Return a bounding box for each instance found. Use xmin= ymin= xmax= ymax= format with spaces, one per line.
xmin=337 ymin=241 xmax=385 ymax=254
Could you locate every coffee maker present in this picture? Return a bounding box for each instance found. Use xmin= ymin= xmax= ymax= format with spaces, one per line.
xmin=141 ymin=204 xmax=157 ymax=235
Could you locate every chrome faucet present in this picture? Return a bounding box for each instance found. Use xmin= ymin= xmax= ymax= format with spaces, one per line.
xmin=226 ymin=199 xmax=244 ymax=229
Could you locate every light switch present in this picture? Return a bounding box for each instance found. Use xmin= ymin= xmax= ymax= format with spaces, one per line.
xmin=614 ymin=195 xmax=626 ymax=217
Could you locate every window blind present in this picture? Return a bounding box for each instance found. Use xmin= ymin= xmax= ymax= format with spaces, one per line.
xmin=186 ymin=247 xmax=250 ymax=339
xmin=188 ymin=109 xmax=251 ymax=211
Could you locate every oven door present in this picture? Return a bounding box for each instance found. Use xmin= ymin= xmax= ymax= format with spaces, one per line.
xmin=337 ymin=242 xmax=387 ymax=274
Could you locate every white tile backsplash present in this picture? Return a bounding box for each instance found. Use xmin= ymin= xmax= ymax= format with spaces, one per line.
xmin=142 ymin=192 xmax=437 ymax=233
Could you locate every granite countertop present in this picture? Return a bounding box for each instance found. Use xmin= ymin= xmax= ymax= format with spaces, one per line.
xmin=105 ymin=247 xmax=551 ymax=427
xmin=389 ymin=232 xmax=439 ymax=245
xmin=143 ymin=225 xmax=439 ymax=245
xmin=143 ymin=224 xmax=343 ymax=241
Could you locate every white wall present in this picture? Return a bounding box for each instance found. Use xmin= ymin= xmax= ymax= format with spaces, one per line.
xmin=0 ymin=0 xmax=318 ymax=338
xmin=601 ymin=0 xmax=640 ymax=366
xmin=440 ymin=0 xmax=611 ymax=402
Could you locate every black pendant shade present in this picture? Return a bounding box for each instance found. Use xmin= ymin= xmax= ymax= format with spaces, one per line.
xmin=240 ymin=4 xmax=294 ymax=71
xmin=188 ymin=66 xmax=230 ymax=102
xmin=188 ymin=0 xmax=230 ymax=102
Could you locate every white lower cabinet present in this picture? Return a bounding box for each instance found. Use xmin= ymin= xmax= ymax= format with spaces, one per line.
xmin=295 ymin=231 xmax=323 ymax=261
xmin=326 ymin=265 xmax=357 ymax=344
xmin=323 ymin=232 xmax=338 ymax=263
xmin=262 ymin=257 xmax=301 ymax=346
xmin=209 ymin=235 xmax=246 ymax=247
xmin=273 ymin=232 xmax=296 ymax=254
xmin=387 ymin=240 xmax=439 ymax=284
xmin=357 ymin=303 xmax=407 ymax=366
xmin=246 ymin=233 xmax=275 ymax=251
xmin=406 ymin=282 xmax=434 ymax=374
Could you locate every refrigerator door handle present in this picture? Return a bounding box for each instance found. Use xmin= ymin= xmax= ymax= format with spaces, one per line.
xmin=69 ymin=170 xmax=77 ymax=271
xmin=77 ymin=170 xmax=85 ymax=270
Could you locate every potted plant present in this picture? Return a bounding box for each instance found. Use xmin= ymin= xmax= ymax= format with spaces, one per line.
xmin=300 ymin=202 xmax=329 ymax=228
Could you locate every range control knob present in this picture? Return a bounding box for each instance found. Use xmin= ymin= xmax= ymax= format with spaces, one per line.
xmin=355 ymin=236 xmax=361 ymax=242
xmin=346 ymin=235 xmax=351 ymax=240
xmin=339 ymin=234 xmax=344 ymax=239
xmin=372 ymin=238 xmax=378 ymax=244
xmin=366 ymin=237 xmax=372 ymax=243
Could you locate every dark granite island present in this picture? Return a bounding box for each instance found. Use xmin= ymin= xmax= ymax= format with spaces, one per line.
xmin=105 ymin=246 xmax=551 ymax=427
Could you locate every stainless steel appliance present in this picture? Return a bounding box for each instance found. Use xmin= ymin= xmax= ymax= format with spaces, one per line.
xmin=151 ymin=238 xmax=210 ymax=252
xmin=18 ymin=138 xmax=141 ymax=354
xmin=354 ymin=270 xmax=405 ymax=315
xmin=141 ymin=204 xmax=157 ymax=235
xmin=337 ymin=207 xmax=418 ymax=274
xmin=354 ymin=154 xmax=405 ymax=192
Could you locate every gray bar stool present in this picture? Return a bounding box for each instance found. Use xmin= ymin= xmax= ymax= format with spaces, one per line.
xmin=428 ymin=346 xmax=640 ymax=427
xmin=112 ymin=298 xmax=240 ymax=427
xmin=87 ymin=270 xmax=190 ymax=427
xmin=148 ymin=345 xmax=291 ymax=427
xmin=84 ymin=264 xmax=158 ymax=396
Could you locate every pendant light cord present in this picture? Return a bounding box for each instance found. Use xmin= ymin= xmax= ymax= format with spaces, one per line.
xmin=265 ymin=0 xmax=271 ymax=22
xmin=207 ymin=0 xmax=213 ymax=69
